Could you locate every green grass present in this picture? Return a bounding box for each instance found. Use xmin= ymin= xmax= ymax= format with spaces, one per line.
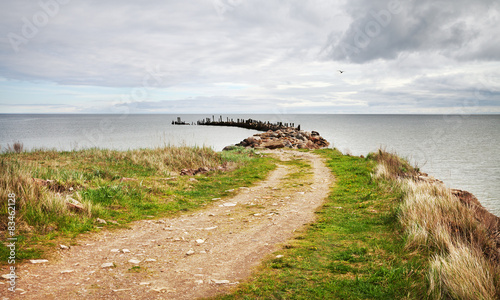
xmin=0 ymin=146 xmax=275 ymax=263
xmin=215 ymin=148 xmax=427 ymax=300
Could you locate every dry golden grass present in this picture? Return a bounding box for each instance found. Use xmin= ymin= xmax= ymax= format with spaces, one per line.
xmin=0 ymin=159 xmax=82 ymax=231
xmin=373 ymin=149 xmax=500 ymax=299
xmin=429 ymin=242 xmax=497 ymax=300
xmin=369 ymin=149 xmax=418 ymax=179
xmin=126 ymin=146 xmax=223 ymax=173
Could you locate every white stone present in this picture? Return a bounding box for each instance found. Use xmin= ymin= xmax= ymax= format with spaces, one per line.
xmin=121 ymin=249 xmax=131 ymax=253
xmin=145 ymin=258 xmax=157 ymax=262
xmin=186 ymin=249 xmax=195 ymax=255
xmin=204 ymin=226 xmax=217 ymax=230
xmin=2 ymin=274 xmax=18 ymax=280
xmin=29 ymin=259 xmax=49 ymax=264
xmin=196 ymin=239 xmax=205 ymax=244
xmin=60 ymin=270 xmax=74 ymax=274
xmin=195 ymin=279 xmax=203 ymax=284
xmin=211 ymin=279 xmax=230 ymax=284
xmin=222 ymin=202 xmax=236 ymax=207
xmin=96 ymin=218 xmax=107 ymax=224
xmin=59 ymin=244 xmax=70 ymax=250
xmin=276 ymin=255 xmax=284 ymax=258
xmin=110 ymin=249 xmax=120 ymax=253
xmin=140 ymin=282 xmax=151 ymax=285
xmin=128 ymin=259 xmax=141 ymax=264
xmin=101 ymin=262 xmax=114 ymax=268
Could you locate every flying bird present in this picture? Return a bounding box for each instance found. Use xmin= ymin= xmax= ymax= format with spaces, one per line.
xmin=338 ymin=70 xmax=344 ymax=74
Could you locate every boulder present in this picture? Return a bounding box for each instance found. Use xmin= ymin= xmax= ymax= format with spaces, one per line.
xmin=262 ymin=140 xmax=285 ymax=149
xmin=222 ymin=145 xmax=238 ymax=151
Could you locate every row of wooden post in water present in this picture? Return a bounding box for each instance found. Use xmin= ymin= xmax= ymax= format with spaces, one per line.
xmin=172 ymin=116 xmax=300 ymax=132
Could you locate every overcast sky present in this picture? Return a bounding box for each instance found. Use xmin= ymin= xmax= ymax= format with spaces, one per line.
xmin=1 ymin=0 xmax=499 ymax=114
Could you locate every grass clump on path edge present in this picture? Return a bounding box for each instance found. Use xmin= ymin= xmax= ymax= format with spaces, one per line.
xmin=0 ymin=146 xmax=275 ymax=264
xmin=216 ymin=148 xmax=427 ymax=300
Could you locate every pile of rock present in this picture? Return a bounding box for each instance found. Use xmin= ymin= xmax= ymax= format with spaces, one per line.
xmin=227 ymin=129 xmax=330 ymax=150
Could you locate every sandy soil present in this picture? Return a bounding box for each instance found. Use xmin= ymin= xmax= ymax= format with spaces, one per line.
xmin=2 ymin=150 xmax=333 ymax=300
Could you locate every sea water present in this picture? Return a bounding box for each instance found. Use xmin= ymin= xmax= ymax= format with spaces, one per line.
xmin=1 ymin=114 xmax=498 ymax=216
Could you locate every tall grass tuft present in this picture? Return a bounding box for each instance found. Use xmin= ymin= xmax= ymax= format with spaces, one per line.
xmin=369 ymin=148 xmax=418 ymax=179
xmin=429 ymin=242 xmax=497 ymax=300
xmin=0 ymin=159 xmax=92 ymax=232
xmin=372 ymin=149 xmax=500 ymax=299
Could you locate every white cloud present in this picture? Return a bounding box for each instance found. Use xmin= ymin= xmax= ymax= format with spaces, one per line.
xmin=0 ymin=0 xmax=499 ymax=114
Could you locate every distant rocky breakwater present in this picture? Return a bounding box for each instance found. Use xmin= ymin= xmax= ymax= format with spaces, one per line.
xmin=225 ymin=128 xmax=330 ymax=150
xmin=177 ymin=116 xmax=331 ymax=150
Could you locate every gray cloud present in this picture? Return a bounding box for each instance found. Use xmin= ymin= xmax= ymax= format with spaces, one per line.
xmin=0 ymin=0 xmax=340 ymax=87
xmin=325 ymin=0 xmax=500 ymax=63
xmin=0 ymin=1 xmax=499 ymax=114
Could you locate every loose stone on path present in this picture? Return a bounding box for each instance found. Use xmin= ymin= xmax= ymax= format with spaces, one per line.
xmin=101 ymin=262 xmax=114 ymax=268
xmin=128 ymin=259 xmax=141 ymax=264
xmin=30 ymin=259 xmax=49 ymax=264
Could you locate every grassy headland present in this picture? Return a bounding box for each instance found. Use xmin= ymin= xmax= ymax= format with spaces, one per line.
xmin=1 ymin=146 xmax=498 ymax=299
xmin=0 ymin=146 xmax=275 ymax=262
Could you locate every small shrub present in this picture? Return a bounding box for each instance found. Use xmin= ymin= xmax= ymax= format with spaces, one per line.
xmin=6 ymin=141 xmax=24 ymax=153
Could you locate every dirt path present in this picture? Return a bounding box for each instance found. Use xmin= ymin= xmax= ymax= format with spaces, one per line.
xmin=6 ymin=150 xmax=333 ymax=300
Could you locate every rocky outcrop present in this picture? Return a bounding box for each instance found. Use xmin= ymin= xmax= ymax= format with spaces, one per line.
xmin=229 ymin=128 xmax=330 ymax=150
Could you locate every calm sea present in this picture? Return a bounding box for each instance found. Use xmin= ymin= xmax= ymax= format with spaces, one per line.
xmin=1 ymin=114 xmax=499 ymax=217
